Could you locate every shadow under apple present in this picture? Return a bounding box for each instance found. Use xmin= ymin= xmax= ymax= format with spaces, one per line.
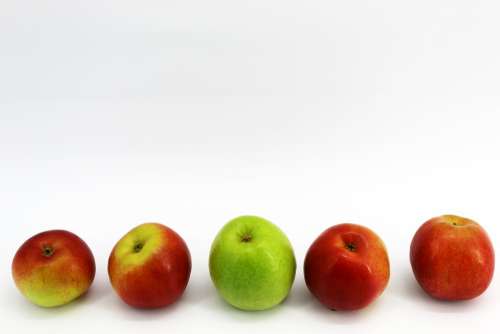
xmin=392 ymin=269 xmax=483 ymax=314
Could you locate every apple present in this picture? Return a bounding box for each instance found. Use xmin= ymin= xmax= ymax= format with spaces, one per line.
xmin=209 ymin=215 xmax=296 ymax=311
xmin=12 ymin=230 xmax=96 ymax=307
xmin=304 ymin=223 xmax=390 ymax=311
xmin=108 ymin=222 xmax=191 ymax=308
xmin=410 ymin=215 xmax=495 ymax=301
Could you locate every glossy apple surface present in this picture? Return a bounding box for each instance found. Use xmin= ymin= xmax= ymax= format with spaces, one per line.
xmin=304 ymin=223 xmax=390 ymax=311
xmin=12 ymin=230 xmax=96 ymax=307
xmin=209 ymin=215 xmax=296 ymax=311
xmin=410 ymin=215 xmax=495 ymax=300
xmin=108 ymin=223 xmax=191 ymax=308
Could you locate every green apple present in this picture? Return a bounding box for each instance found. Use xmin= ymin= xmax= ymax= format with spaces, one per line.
xmin=209 ymin=215 xmax=296 ymax=311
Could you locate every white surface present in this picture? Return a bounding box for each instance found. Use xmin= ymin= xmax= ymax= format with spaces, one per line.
xmin=1 ymin=1 xmax=500 ymax=333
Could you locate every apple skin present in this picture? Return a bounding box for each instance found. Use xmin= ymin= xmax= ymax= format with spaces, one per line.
xmin=209 ymin=215 xmax=296 ymax=311
xmin=304 ymin=223 xmax=390 ymax=311
xmin=12 ymin=230 xmax=96 ymax=308
xmin=108 ymin=223 xmax=191 ymax=308
xmin=410 ymin=215 xmax=495 ymax=301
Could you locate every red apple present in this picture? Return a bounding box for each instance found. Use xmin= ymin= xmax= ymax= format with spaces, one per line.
xmin=304 ymin=223 xmax=390 ymax=311
xmin=108 ymin=223 xmax=191 ymax=308
xmin=12 ymin=230 xmax=96 ymax=307
xmin=410 ymin=215 xmax=495 ymax=301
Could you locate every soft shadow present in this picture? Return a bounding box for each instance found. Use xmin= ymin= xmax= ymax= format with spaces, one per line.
xmin=12 ymin=284 xmax=95 ymax=319
xmin=109 ymin=277 xmax=216 ymax=321
xmin=307 ymin=296 xmax=383 ymax=325
xmin=85 ymin=276 xmax=112 ymax=303
xmin=286 ymin=279 xmax=385 ymax=325
xmin=394 ymin=270 xmax=482 ymax=313
xmin=286 ymin=280 xmax=314 ymax=309
xmin=196 ymin=283 xmax=299 ymax=322
xmin=181 ymin=277 xmax=214 ymax=305
xmin=111 ymin=295 xmax=185 ymax=321
xmin=207 ymin=294 xmax=284 ymax=322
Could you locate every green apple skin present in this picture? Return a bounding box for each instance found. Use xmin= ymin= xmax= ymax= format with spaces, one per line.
xmin=209 ymin=215 xmax=296 ymax=311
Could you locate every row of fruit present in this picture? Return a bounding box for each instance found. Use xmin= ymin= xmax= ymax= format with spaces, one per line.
xmin=12 ymin=214 xmax=495 ymax=311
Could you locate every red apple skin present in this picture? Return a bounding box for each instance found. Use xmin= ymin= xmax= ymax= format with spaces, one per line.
xmin=410 ymin=215 xmax=495 ymax=301
xmin=304 ymin=224 xmax=390 ymax=311
xmin=12 ymin=230 xmax=96 ymax=307
xmin=108 ymin=223 xmax=191 ymax=308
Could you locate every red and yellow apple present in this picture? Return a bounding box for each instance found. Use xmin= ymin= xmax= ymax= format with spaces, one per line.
xmin=304 ymin=223 xmax=390 ymax=311
xmin=12 ymin=230 xmax=96 ymax=307
xmin=108 ymin=223 xmax=191 ymax=308
xmin=410 ymin=215 xmax=495 ymax=300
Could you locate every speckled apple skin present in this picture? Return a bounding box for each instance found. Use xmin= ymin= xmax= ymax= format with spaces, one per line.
xmin=108 ymin=223 xmax=191 ymax=308
xmin=209 ymin=216 xmax=296 ymax=311
xmin=304 ymin=223 xmax=390 ymax=311
xmin=12 ymin=230 xmax=95 ymax=307
xmin=410 ymin=215 xmax=495 ymax=301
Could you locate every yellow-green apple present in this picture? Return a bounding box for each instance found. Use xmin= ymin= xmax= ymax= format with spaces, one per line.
xmin=108 ymin=223 xmax=191 ymax=308
xmin=12 ymin=230 xmax=95 ymax=307
xmin=410 ymin=215 xmax=495 ymax=300
xmin=209 ymin=215 xmax=296 ymax=311
xmin=304 ymin=223 xmax=390 ymax=310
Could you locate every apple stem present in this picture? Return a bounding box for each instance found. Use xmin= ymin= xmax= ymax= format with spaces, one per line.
xmin=241 ymin=234 xmax=252 ymax=243
xmin=42 ymin=245 xmax=54 ymax=257
xmin=345 ymin=243 xmax=356 ymax=252
xmin=134 ymin=242 xmax=144 ymax=253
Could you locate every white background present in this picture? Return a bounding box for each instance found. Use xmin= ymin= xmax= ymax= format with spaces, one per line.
xmin=1 ymin=1 xmax=500 ymax=333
